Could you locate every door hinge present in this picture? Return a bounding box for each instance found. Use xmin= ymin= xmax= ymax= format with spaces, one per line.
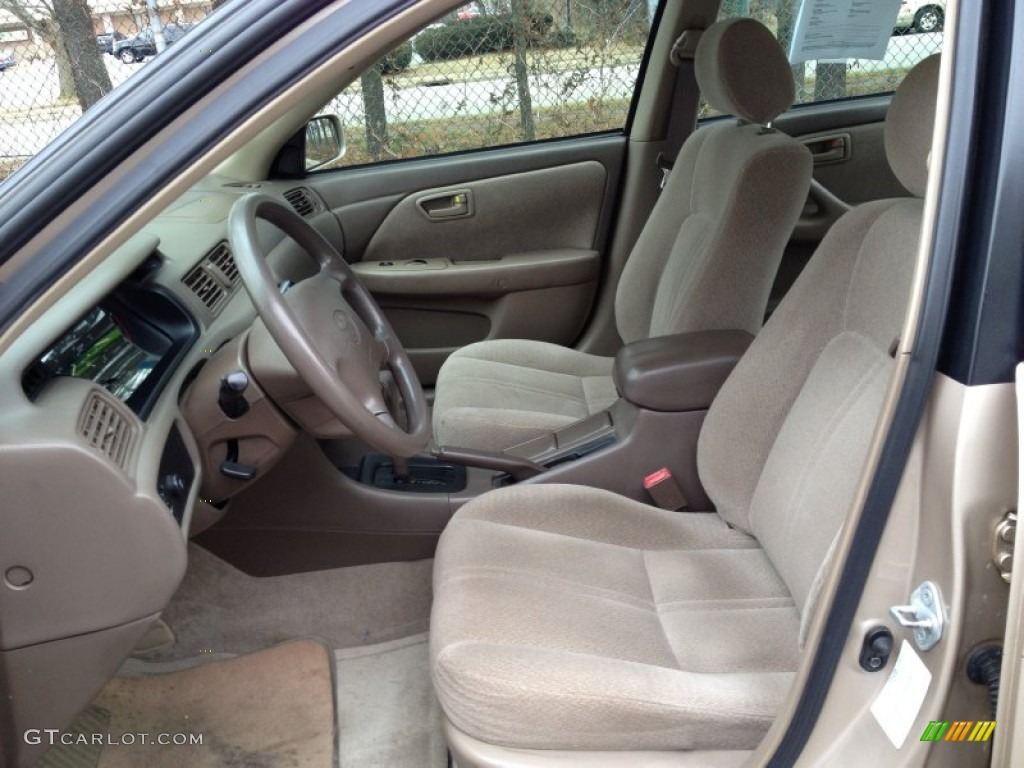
xmin=994 ymin=510 xmax=1016 ymax=583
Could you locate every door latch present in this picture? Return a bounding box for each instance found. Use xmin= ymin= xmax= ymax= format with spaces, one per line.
xmin=890 ymin=581 xmax=945 ymax=652
xmin=993 ymin=510 xmax=1016 ymax=583
xmin=416 ymin=189 xmax=473 ymax=220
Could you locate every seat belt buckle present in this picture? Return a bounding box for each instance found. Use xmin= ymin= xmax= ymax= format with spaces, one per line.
xmin=644 ymin=467 xmax=688 ymax=511
xmin=656 ymin=152 xmax=673 ymax=190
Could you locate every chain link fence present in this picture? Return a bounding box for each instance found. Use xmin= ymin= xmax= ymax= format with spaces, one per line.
xmin=319 ymin=1 xmax=654 ymax=168
xmin=0 ymin=0 xmax=216 ymax=181
xmin=708 ymin=0 xmax=944 ymax=116
xmin=0 ymin=0 xmax=944 ymax=182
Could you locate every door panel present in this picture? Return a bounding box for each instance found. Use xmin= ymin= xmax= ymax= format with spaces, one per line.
xmin=765 ymin=96 xmax=909 ymax=313
xmin=304 ymin=136 xmax=625 ymax=384
xmin=363 ymin=162 xmax=606 ymax=263
xmin=777 ymin=96 xmax=909 ymax=228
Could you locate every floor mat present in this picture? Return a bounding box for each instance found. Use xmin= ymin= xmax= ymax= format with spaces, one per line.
xmin=148 ymin=544 xmax=433 ymax=660
xmin=335 ymin=633 xmax=446 ymax=768
xmin=89 ymin=640 xmax=336 ymax=768
xmin=39 ymin=706 xmax=110 ymax=768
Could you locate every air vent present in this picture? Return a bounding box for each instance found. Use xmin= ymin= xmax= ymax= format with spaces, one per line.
xmin=181 ymin=242 xmax=240 ymax=314
xmin=78 ymin=392 xmax=136 ymax=469
xmin=284 ymin=187 xmax=318 ymax=218
xmin=205 ymin=242 xmax=240 ymax=287
xmin=182 ymin=264 xmax=226 ymax=311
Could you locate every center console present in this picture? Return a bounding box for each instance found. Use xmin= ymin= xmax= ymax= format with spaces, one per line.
xmin=196 ymin=330 xmax=754 ymax=575
xmin=397 ymin=329 xmax=752 ymax=509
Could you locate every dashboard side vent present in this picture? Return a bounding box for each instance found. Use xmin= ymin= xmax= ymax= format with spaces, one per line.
xmin=205 ymin=242 xmax=240 ymax=287
xmin=182 ymin=264 xmax=226 ymax=312
xmin=79 ymin=391 xmax=136 ymax=469
xmin=181 ymin=241 xmax=240 ymax=314
xmin=283 ymin=187 xmax=318 ymax=218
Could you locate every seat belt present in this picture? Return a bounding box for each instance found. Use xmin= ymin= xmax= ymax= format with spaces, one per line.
xmin=657 ymin=28 xmax=703 ymax=190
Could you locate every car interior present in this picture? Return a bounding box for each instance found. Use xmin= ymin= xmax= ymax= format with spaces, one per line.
xmin=2 ymin=0 xmax=1008 ymax=766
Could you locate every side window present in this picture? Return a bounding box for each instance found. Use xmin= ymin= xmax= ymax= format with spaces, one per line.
xmin=317 ymin=0 xmax=658 ymax=169
xmin=704 ymin=0 xmax=944 ymax=117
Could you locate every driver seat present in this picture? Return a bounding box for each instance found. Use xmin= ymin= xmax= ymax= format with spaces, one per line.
xmin=430 ymin=55 xmax=940 ymax=754
xmin=431 ymin=18 xmax=812 ymax=453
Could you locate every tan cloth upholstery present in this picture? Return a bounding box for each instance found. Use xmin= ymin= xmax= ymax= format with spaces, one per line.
xmin=884 ymin=54 xmax=941 ymax=197
xmin=431 ymin=57 xmax=940 ymax=752
xmin=431 ymin=485 xmax=799 ymax=751
xmin=433 ymin=19 xmax=811 ymax=451
xmin=695 ymin=18 xmax=796 ymax=125
xmin=431 ymin=340 xmax=617 ymax=452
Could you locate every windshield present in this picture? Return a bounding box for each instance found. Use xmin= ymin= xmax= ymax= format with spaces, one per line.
xmin=0 ymin=0 xmax=218 ymax=184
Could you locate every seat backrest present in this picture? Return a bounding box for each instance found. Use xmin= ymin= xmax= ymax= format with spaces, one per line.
xmin=614 ymin=19 xmax=812 ymax=344
xmin=697 ymin=56 xmax=942 ymax=616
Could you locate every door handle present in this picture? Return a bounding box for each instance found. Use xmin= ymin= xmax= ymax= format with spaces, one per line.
xmin=802 ymin=133 xmax=851 ymax=165
xmin=417 ymin=189 xmax=474 ymax=221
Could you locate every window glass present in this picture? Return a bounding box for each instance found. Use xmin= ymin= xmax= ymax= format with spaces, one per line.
xmin=704 ymin=0 xmax=944 ymax=117
xmin=316 ymin=0 xmax=658 ymax=169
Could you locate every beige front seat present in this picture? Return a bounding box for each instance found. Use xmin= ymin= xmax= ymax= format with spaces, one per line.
xmin=430 ymin=55 xmax=940 ymax=756
xmin=432 ymin=19 xmax=812 ymax=452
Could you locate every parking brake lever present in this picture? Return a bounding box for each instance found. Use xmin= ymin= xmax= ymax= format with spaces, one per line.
xmin=431 ymin=445 xmax=545 ymax=482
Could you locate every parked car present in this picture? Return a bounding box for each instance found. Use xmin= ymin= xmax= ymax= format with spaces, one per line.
xmin=0 ymin=51 xmax=16 ymax=72
xmin=96 ymin=32 xmax=125 ymax=55
xmin=113 ymin=23 xmax=193 ymax=64
xmin=894 ymin=0 xmax=944 ymax=33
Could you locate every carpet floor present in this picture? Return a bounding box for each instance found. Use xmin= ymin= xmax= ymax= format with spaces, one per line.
xmin=118 ymin=545 xmax=447 ymax=767
xmin=148 ymin=544 xmax=434 ymax=661
xmin=335 ymin=633 xmax=446 ymax=768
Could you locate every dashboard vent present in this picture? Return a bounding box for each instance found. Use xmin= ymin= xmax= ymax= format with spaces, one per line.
xmin=205 ymin=242 xmax=240 ymax=287
xmin=181 ymin=241 xmax=238 ymax=314
xmin=79 ymin=392 xmax=136 ymax=469
xmin=182 ymin=264 xmax=226 ymax=312
xmin=284 ymin=187 xmax=318 ymax=218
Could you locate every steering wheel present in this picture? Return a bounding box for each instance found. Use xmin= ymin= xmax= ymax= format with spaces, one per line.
xmin=228 ymin=193 xmax=429 ymax=457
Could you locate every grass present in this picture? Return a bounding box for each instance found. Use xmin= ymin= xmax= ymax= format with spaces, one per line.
xmin=328 ymin=97 xmax=633 ymax=168
xmin=392 ymin=43 xmax=645 ymax=87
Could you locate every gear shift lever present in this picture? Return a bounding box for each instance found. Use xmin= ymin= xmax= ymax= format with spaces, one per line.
xmin=391 ymin=455 xmax=411 ymax=485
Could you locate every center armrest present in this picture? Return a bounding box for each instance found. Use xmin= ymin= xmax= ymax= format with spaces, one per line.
xmin=613 ymin=330 xmax=754 ymax=412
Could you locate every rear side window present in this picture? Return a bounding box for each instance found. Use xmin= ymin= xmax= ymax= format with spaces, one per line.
xmin=705 ymin=0 xmax=944 ymax=117
xmin=316 ymin=0 xmax=659 ymax=169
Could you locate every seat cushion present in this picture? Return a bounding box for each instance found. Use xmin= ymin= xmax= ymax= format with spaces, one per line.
xmin=430 ymin=485 xmax=800 ymax=751
xmin=431 ymin=339 xmax=618 ymax=452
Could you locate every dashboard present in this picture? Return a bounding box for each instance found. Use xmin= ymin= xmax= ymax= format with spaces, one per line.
xmin=4 ymin=177 xmax=337 ymax=534
xmin=0 ymin=173 xmax=346 ymax=764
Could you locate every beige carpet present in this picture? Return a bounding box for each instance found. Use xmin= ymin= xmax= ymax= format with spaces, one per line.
xmin=147 ymin=544 xmax=434 ymax=660
xmin=92 ymin=640 xmax=336 ymax=768
xmin=335 ymin=633 xmax=446 ymax=768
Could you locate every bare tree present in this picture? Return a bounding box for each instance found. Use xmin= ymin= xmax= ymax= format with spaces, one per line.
xmin=53 ymin=0 xmax=113 ymax=109
xmin=0 ymin=0 xmax=112 ymax=108
xmin=360 ymin=67 xmax=389 ymax=161
xmin=509 ymin=0 xmax=536 ymax=141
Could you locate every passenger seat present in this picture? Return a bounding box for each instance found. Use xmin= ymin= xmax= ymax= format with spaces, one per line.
xmin=432 ymin=18 xmax=813 ymax=452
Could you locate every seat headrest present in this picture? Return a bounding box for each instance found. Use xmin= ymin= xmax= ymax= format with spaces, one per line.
xmin=694 ymin=18 xmax=795 ymax=125
xmin=884 ymin=54 xmax=941 ymax=198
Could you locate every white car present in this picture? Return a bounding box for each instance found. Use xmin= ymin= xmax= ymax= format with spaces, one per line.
xmin=895 ymin=0 xmax=945 ymax=33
